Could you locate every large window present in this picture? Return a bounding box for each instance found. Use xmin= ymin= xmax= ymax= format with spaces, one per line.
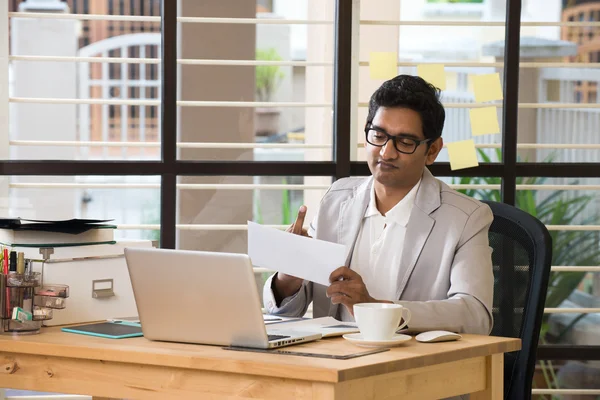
xmin=3 ymin=0 xmax=600 ymax=397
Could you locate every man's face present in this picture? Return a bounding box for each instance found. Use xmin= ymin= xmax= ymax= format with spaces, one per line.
xmin=365 ymin=107 xmax=442 ymax=189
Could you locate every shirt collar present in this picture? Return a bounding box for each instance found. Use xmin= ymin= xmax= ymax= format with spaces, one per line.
xmin=365 ymin=178 xmax=422 ymax=227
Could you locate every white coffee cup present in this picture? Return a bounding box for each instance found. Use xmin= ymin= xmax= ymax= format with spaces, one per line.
xmin=353 ymin=303 xmax=412 ymax=341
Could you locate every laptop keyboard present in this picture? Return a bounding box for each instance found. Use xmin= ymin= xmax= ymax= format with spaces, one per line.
xmin=268 ymin=334 xmax=291 ymax=342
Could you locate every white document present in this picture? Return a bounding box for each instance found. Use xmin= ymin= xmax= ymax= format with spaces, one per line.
xmin=247 ymin=221 xmax=346 ymax=286
xmin=267 ymin=317 xmax=359 ymax=338
xmin=262 ymin=314 xmax=301 ymax=325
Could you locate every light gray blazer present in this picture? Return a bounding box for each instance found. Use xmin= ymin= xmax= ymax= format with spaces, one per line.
xmin=263 ymin=168 xmax=494 ymax=335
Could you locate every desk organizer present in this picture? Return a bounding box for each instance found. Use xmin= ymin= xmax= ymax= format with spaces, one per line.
xmin=0 ymin=272 xmax=69 ymax=335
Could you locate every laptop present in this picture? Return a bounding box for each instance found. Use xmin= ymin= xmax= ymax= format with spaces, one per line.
xmin=124 ymin=247 xmax=321 ymax=349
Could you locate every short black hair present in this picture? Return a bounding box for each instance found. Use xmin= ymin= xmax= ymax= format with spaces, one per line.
xmin=366 ymin=75 xmax=445 ymax=141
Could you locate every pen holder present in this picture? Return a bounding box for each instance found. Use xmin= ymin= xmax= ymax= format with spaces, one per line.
xmin=0 ymin=273 xmax=69 ymax=335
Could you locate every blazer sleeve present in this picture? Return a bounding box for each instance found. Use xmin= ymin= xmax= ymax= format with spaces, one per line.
xmin=263 ymin=274 xmax=313 ymax=317
xmin=396 ymin=204 xmax=494 ymax=335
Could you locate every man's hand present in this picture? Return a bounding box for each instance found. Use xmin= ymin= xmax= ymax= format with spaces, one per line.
xmin=285 ymin=205 xmax=311 ymax=237
xmin=272 ymin=206 xmax=310 ymax=303
xmin=326 ymin=267 xmax=391 ymax=316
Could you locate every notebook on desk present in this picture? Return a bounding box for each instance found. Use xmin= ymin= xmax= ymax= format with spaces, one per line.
xmin=124 ymin=247 xmax=322 ymax=349
xmin=62 ymin=321 xmax=143 ymax=339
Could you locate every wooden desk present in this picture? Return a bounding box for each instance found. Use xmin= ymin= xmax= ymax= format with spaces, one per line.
xmin=0 ymin=327 xmax=520 ymax=399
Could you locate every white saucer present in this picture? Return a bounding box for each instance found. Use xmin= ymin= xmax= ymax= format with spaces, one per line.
xmin=342 ymin=333 xmax=412 ymax=348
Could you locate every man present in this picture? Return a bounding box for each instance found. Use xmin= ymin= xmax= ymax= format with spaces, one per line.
xmin=263 ymin=74 xmax=494 ymax=335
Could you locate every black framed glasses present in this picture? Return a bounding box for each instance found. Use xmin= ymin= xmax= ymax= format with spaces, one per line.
xmin=364 ymin=124 xmax=432 ymax=154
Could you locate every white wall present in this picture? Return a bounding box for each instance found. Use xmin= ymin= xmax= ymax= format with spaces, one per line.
xmin=11 ymin=16 xmax=78 ymax=219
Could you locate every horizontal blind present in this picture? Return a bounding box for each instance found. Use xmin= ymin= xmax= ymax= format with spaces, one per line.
xmin=6 ymin=4 xmax=337 ymax=166
xmin=7 ymin=6 xmax=600 ymax=313
xmin=6 ymin=10 xmax=600 ymax=290
xmin=3 ymin=1 xmax=337 ymax=264
xmin=6 ymin=11 xmax=599 ymax=259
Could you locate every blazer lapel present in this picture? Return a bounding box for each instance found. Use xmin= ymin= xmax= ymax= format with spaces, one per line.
xmin=327 ymin=177 xmax=372 ymax=317
xmin=338 ymin=177 xmax=372 ymax=265
xmin=396 ymin=168 xmax=441 ymax=299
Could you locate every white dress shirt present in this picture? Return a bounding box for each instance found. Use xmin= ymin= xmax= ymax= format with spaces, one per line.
xmin=340 ymin=178 xmax=421 ymax=322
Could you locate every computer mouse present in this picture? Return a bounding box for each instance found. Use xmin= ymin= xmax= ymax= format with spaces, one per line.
xmin=415 ymin=330 xmax=462 ymax=343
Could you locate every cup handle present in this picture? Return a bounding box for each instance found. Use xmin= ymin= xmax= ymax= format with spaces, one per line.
xmin=398 ymin=308 xmax=412 ymax=331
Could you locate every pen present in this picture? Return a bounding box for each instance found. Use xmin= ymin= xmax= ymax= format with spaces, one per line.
xmin=2 ymin=248 xmax=7 ymax=275
xmin=1 ymin=248 xmax=7 ymax=319
xmin=16 ymin=252 xmax=24 ymax=274
xmin=8 ymin=251 xmax=16 ymax=272
xmin=13 ymin=252 xmax=25 ymax=313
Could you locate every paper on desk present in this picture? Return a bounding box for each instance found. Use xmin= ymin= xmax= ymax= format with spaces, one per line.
xmin=267 ymin=317 xmax=359 ymax=338
xmin=262 ymin=314 xmax=301 ymax=325
xmin=248 ymin=221 xmax=346 ymax=286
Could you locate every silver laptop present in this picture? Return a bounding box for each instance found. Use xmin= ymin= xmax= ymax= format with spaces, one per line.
xmin=124 ymin=247 xmax=321 ymax=349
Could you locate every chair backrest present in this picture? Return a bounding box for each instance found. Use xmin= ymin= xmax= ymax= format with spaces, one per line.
xmin=481 ymin=200 xmax=552 ymax=400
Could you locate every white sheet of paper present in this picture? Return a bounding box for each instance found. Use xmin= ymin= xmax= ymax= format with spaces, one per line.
xmin=247 ymin=221 xmax=347 ymax=286
xmin=266 ymin=317 xmax=359 ymax=338
xmin=262 ymin=314 xmax=301 ymax=325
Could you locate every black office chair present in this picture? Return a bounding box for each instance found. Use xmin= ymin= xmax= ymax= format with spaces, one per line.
xmin=481 ymin=200 xmax=552 ymax=400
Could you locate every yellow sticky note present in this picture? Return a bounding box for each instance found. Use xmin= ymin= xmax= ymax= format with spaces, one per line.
xmin=469 ymin=106 xmax=500 ymax=136
xmin=369 ymin=52 xmax=398 ymax=80
xmin=417 ymin=64 xmax=446 ymax=90
xmin=472 ymin=73 xmax=503 ymax=103
xmin=447 ymin=140 xmax=479 ymax=170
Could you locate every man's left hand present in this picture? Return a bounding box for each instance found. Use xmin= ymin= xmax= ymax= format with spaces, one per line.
xmin=327 ymin=267 xmax=387 ymax=316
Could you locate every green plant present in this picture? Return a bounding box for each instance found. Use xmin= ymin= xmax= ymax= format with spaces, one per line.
xmin=453 ymin=149 xmax=600 ymax=398
xmin=255 ymin=48 xmax=284 ymax=102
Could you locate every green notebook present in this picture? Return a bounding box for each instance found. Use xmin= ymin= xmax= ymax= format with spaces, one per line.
xmin=62 ymin=321 xmax=143 ymax=339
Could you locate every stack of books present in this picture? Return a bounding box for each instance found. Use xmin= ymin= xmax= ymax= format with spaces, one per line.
xmin=0 ymin=218 xmax=116 ymax=248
